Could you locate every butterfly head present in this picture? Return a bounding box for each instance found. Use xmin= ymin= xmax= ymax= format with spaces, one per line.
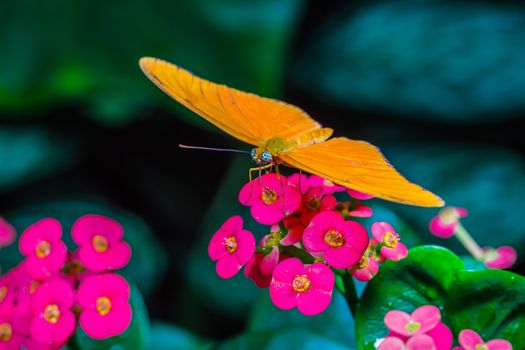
xmin=251 ymin=148 xmax=273 ymax=166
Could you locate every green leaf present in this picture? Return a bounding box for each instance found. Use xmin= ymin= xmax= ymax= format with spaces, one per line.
xmin=356 ymin=246 xmax=464 ymax=349
xmin=0 ymin=128 xmax=76 ymax=190
xmin=150 ymin=322 xmax=214 ymax=350
xmin=383 ymin=144 xmax=525 ymax=259
xmin=1 ymin=199 xmax=168 ymax=296
xmin=447 ymin=270 xmax=525 ymax=349
xmin=74 ymin=285 xmax=150 ymax=350
xmin=293 ymin=2 xmax=525 ymax=122
xmin=248 ymin=292 xmax=355 ymax=347
xmin=0 ymin=0 xmax=303 ymax=125
xmin=356 ymin=245 xmax=525 ymax=349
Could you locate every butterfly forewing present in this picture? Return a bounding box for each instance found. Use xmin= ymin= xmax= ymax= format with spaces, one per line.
xmin=279 ymin=137 xmax=444 ymax=207
xmin=139 ymin=57 xmax=321 ymax=146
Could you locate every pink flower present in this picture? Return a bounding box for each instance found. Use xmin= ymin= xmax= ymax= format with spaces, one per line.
xmin=429 ymin=207 xmax=468 ymax=238
xmin=0 ymin=314 xmax=24 ymax=350
xmin=272 ymin=216 xmax=305 ymax=246
xmin=0 ymin=273 xmax=16 ymax=319
xmin=77 ymin=273 xmax=132 ymax=340
xmin=269 ymin=258 xmax=334 ymax=316
xmin=482 ymin=246 xmax=517 ymax=269
xmin=72 ymin=215 xmax=132 ymax=272
xmin=287 ymin=173 xmax=311 ymax=194
xmin=239 ymin=174 xmax=301 ymax=225
xmin=244 ymin=248 xmax=280 ymax=288
xmin=297 ymin=186 xmax=337 ymax=226
xmin=384 ymin=306 xmax=441 ymax=337
xmin=347 ymin=189 xmax=374 ymax=200
xmin=309 ymin=175 xmax=345 ymax=194
xmin=388 ymin=322 xmax=453 ymax=350
xmin=379 ymin=334 xmax=436 ymax=350
xmin=453 ymin=329 xmax=512 ymax=350
xmin=303 ymin=211 xmax=369 ymax=269
xmin=19 ymin=218 xmax=67 ymax=280
xmin=350 ymin=254 xmax=379 ymax=282
xmin=348 ymin=203 xmax=373 ymax=217
xmin=0 ymin=218 xmax=16 ymax=248
xmin=208 ymin=216 xmax=255 ymax=279
xmin=372 ymin=222 xmax=408 ymax=261
xmin=30 ymin=280 xmax=75 ymax=344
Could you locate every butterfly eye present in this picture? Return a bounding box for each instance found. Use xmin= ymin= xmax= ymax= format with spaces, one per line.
xmin=250 ymin=148 xmax=257 ymax=159
xmin=261 ymin=151 xmax=272 ymax=162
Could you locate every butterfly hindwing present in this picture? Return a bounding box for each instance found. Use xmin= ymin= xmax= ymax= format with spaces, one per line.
xmin=279 ymin=137 xmax=444 ymax=207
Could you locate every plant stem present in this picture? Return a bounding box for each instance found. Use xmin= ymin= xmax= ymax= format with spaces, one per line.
xmin=455 ymin=223 xmax=484 ymax=260
xmin=68 ymin=331 xmax=81 ymax=350
xmin=334 ymin=270 xmax=358 ymax=318
xmin=280 ymin=245 xmax=315 ymax=264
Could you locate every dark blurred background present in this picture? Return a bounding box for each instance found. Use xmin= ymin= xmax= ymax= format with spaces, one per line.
xmin=1 ymin=0 xmax=524 ymax=349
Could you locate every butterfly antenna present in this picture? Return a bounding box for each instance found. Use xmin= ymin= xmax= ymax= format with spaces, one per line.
xmin=179 ymin=144 xmax=250 ymax=154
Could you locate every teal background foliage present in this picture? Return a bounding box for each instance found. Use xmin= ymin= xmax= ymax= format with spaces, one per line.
xmin=1 ymin=0 xmax=524 ymax=349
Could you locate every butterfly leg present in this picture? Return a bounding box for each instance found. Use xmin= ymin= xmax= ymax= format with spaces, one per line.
xmin=243 ymin=164 xmax=273 ymax=205
xmin=275 ymin=163 xmax=286 ymax=216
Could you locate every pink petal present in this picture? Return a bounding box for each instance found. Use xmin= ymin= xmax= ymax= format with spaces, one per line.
xmin=455 ymin=207 xmax=468 ymax=218
xmin=220 ymin=216 xmax=244 ymax=233
xmin=244 ymin=254 xmax=272 ymax=288
xmin=351 ymin=257 xmax=379 ymax=282
xmin=280 ymin=217 xmax=304 ymax=246
xmin=295 ymin=287 xmax=332 ymax=316
xmin=302 ymin=225 xmax=330 ymax=253
xmin=269 ymin=280 xmax=296 ymax=310
xmin=486 ymin=339 xmax=513 ymax=350
xmin=0 ymin=217 xmax=16 ymax=247
xmin=384 ymin=310 xmax=412 ymax=336
xmin=484 ymin=246 xmax=517 ymax=269
xmin=238 ymin=180 xmax=262 ymax=206
xmin=271 ymin=258 xmax=305 ymax=283
xmin=19 ymin=218 xmax=62 ymax=256
xmin=282 ymin=186 xmax=302 ymax=215
xmin=77 ymin=273 xmax=130 ymax=308
xmin=305 ymin=263 xmax=334 ymax=292
xmin=406 ymin=334 xmax=436 ymax=350
xmin=208 ymin=229 xmax=233 ymax=261
xmin=349 ymin=203 xmax=373 ymax=217
xmin=347 ymin=189 xmax=374 ymax=200
xmin=30 ymin=310 xmax=76 ymax=344
xmin=79 ymin=304 xmax=131 ymax=339
xmin=372 ymin=222 xmax=394 ymax=242
xmin=324 ymin=245 xmax=363 ymax=269
xmin=427 ymin=323 xmax=454 ymax=350
xmin=458 ymin=329 xmax=484 ymax=350
xmin=72 ymin=215 xmax=124 ymax=245
xmin=411 ymin=305 xmax=441 ymax=334
xmin=259 ymin=247 xmax=279 ymax=275
xmin=216 ymin=254 xmax=241 ymax=279
xmin=381 ymin=243 xmax=408 ymax=262
xmin=378 ymin=337 xmax=406 ymax=350
xmin=31 ymin=280 xmax=75 ymax=314
xmin=287 ymin=173 xmax=311 ymax=194
xmin=251 ymin=201 xmax=284 ymax=225
xmin=234 ymin=229 xmax=256 ymax=265
xmin=429 ymin=217 xmax=456 ymax=238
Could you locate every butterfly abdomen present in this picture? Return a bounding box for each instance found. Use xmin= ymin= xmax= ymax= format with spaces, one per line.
xmin=292 ymin=128 xmax=333 ymax=148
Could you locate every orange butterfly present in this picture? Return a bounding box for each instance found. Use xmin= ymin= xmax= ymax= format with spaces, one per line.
xmin=139 ymin=57 xmax=444 ymax=207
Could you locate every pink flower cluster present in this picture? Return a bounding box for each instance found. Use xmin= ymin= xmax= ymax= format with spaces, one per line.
xmin=429 ymin=207 xmax=517 ymax=269
xmin=378 ymin=305 xmax=512 ymax=350
xmin=209 ymin=173 xmax=410 ymax=315
xmin=0 ymin=215 xmax=132 ymax=349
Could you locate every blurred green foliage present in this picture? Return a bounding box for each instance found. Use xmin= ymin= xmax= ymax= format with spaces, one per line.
xmin=294 ymin=2 xmax=525 ymax=121
xmin=0 ymin=0 xmax=303 ymax=125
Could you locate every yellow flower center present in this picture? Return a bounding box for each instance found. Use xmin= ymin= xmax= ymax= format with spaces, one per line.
xmin=324 ymin=230 xmax=344 ymax=247
xmin=383 ymin=232 xmax=398 ymax=248
xmin=292 ymin=275 xmax=311 ymax=293
xmin=356 ymin=256 xmax=369 ymax=269
xmin=264 ymin=232 xmax=281 ymax=248
xmin=92 ymin=235 xmax=109 ymax=253
xmin=261 ymin=187 xmax=278 ymax=205
xmin=35 ymin=240 xmax=51 ymax=258
xmin=0 ymin=323 xmax=12 ymax=342
xmin=96 ymin=296 xmax=112 ymax=316
xmin=225 ymin=236 xmax=238 ymax=253
xmin=44 ymin=304 xmax=60 ymax=324
xmin=0 ymin=286 xmax=7 ymax=303
xmin=475 ymin=345 xmax=489 ymax=350
xmin=30 ymin=280 xmax=40 ymax=294
xmin=405 ymin=320 xmax=421 ymax=333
